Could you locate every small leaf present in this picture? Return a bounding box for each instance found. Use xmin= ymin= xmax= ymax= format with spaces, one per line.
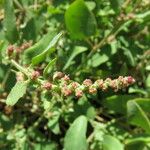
xmin=126 ymin=135 xmax=150 ymax=145
xmin=4 ymin=0 xmax=19 ymax=43
xmin=69 ymin=96 xmax=96 ymax=121
xmin=63 ymin=46 xmax=87 ymax=70
xmin=32 ymin=32 xmax=62 ymax=65
xmin=127 ymin=100 xmax=150 ymax=134
xmin=65 ymin=0 xmax=97 ymax=40
xmin=90 ymin=53 xmax=109 ymax=67
xmin=6 ymin=81 xmax=28 ymax=106
xmin=102 ymin=135 xmax=124 ymax=150
xmin=47 ymin=112 xmax=60 ymax=134
xmin=64 ymin=115 xmax=88 ymax=150
xmin=43 ymin=58 xmax=57 ymax=76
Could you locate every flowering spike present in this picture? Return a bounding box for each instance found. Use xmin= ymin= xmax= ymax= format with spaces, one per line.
xmin=42 ymin=82 xmax=52 ymax=90
xmin=31 ymin=71 xmax=40 ymax=80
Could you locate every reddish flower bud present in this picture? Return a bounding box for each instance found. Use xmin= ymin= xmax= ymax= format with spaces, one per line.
xmin=42 ymin=82 xmax=52 ymax=90
xmin=31 ymin=71 xmax=40 ymax=80
xmin=127 ymin=76 xmax=135 ymax=84
xmin=75 ymin=90 xmax=83 ymax=98
xmin=61 ymin=87 xmax=72 ymax=96
xmin=83 ymin=79 xmax=93 ymax=87
xmin=110 ymin=80 xmax=117 ymax=89
xmin=102 ymin=83 xmax=108 ymax=91
xmin=7 ymin=45 xmax=14 ymax=55
xmin=53 ymin=71 xmax=64 ymax=80
xmin=89 ymin=86 xmax=97 ymax=94
xmin=63 ymin=75 xmax=70 ymax=81
xmin=16 ymin=72 xmax=24 ymax=82
xmin=96 ymin=79 xmax=104 ymax=89
xmin=15 ymin=47 xmax=21 ymax=53
xmin=71 ymin=82 xmax=80 ymax=89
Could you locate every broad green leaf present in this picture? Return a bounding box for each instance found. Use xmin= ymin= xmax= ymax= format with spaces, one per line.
xmin=64 ymin=115 xmax=88 ymax=150
xmin=102 ymin=135 xmax=124 ymax=150
xmin=104 ymin=95 xmax=136 ymax=114
xmin=6 ymin=81 xmax=28 ymax=106
xmin=4 ymin=0 xmax=19 ymax=43
xmin=43 ymin=58 xmax=57 ymax=76
xmin=65 ymin=0 xmax=97 ymax=40
xmin=32 ymin=32 xmax=62 ymax=65
xmin=63 ymin=46 xmax=87 ymax=70
xmin=133 ymin=98 xmax=150 ymax=113
xmin=127 ymin=100 xmax=150 ymax=134
xmin=23 ymin=30 xmax=57 ymax=63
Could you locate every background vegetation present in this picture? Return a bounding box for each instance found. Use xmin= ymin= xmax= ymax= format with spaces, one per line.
xmin=0 ymin=0 xmax=150 ymax=149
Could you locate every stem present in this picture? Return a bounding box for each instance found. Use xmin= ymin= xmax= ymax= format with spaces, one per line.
xmin=13 ymin=0 xmax=24 ymax=10
xmin=11 ymin=60 xmax=30 ymax=77
xmin=87 ymin=132 xmax=94 ymax=143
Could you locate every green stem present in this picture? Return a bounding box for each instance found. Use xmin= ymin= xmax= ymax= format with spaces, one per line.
xmin=11 ymin=60 xmax=30 ymax=77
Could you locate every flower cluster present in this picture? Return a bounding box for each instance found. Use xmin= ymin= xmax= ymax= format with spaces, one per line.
xmin=7 ymin=41 xmax=32 ymax=56
xmin=39 ymin=71 xmax=135 ymax=98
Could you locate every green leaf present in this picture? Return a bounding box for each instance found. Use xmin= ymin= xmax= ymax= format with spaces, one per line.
xmin=33 ymin=142 xmax=57 ymax=150
xmin=65 ymin=0 xmax=97 ymax=40
xmin=127 ymin=100 xmax=150 ymax=134
xmin=63 ymin=46 xmax=87 ymax=70
xmin=89 ymin=44 xmax=117 ymax=67
xmin=23 ymin=30 xmax=57 ymax=64
xmin=4 ymin=0 xmax=19 ymax=43
xmin=103 ymin=95 xmax=136 ymax=114
xmin=146 ymin=74 xmax=150 ymax=88
xmin=6 ymin=81 xmax=28 ymax=106
xmin=43 ymin=58 xmax=57 ymax=76
xmin=126 ymin=135 xmax=150 ymax=145
xmin=122 ymin=47 xmax=135 ymax=67
xmin=129 ymin=87 xmax=148 ymax=96
xmin=64 ymin=115 xmax=88 ymax=150
xmin=47 ymin=112 xmax=60 ymax=135
xmin=132 ymin=98 xmax=150 ymax=113
xmin=109 ymin=0 xmax=124 ymax=13
xmin=125 ymin=135 xmax=150 ymax=150
xmin=90 ymin=53 xmax=109 ymax=67
xmin=85 ymin=1 xmax=96 ymax=11
xmin=32 ymin=32 xmax=62 ymax=65
xmin=69 ymin=96 xmax=96 ymax=121
xmin=102 ymin=135 xmax=124 ymax=150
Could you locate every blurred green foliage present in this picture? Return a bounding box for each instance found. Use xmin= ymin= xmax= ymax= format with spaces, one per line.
xmin=0 ymin=0 xmax=150 ymax=149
